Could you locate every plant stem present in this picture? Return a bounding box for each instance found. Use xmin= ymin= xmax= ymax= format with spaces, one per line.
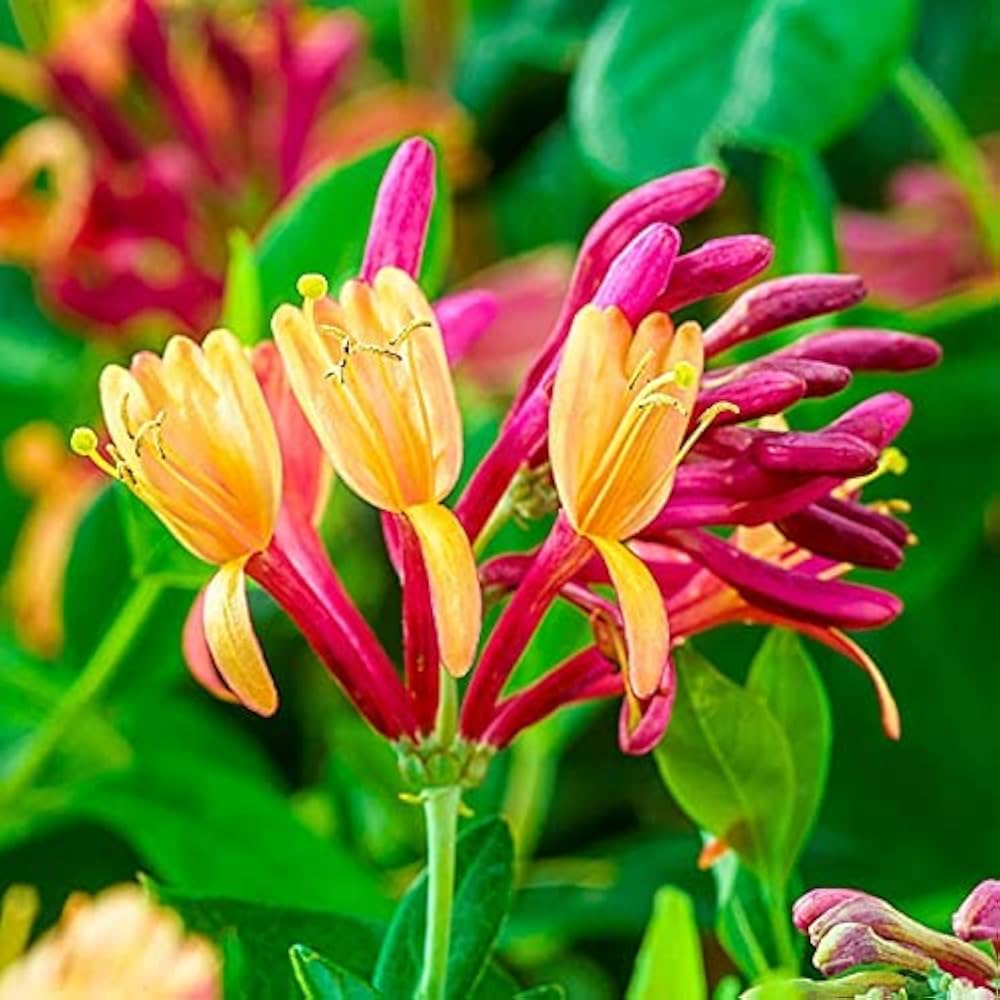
xmin=766 ymin=880 xmax=798 ymax=972
xmin=502 ymin=727 xmax=557 ymax=867
xmin=0 ymin=579 xmax=160 ymax=806
xmin=893 ymin=59 xmax=1000 ymax=266
xmin=417 ymin=784 xmax=461 ymax=1000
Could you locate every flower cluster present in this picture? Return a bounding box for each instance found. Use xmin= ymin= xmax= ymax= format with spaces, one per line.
xmin=0 ymin=0 xmax=472 ymax=333
xmin=0 ymin=883 xmax=219 ymax=999
xmin=73 ymin=135 xmax=940 ymax=775
xmin=781 ymin=880 xmax=1000 ymax=998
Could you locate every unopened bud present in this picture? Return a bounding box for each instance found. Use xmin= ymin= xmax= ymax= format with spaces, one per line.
xmin=953 ymin=879 xmax=1000 ymax=950
xmin=813 ymin=923 xmax=934 ymax=978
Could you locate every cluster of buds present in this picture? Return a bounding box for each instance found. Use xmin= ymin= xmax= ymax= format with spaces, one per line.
xmin=0 ymin=883 xmax=219 ymax=998
xmin=786 ymin=881 xmax=1000 ymax=997
xmin=71 ymin=133 xmax=939 ymax=769
xmin=0 ymin=0 xmax=471 ymax=333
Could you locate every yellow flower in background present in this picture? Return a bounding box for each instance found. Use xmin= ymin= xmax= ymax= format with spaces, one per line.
xmin=272 ymin=267 xmax=481 ymax=677
xmin=0 ymin=883 xmax=219 ymax=999
xmin=549 ymin=305 xmax=711 ymax=699
xmin=73 ymin=329 xmax=283 ymax=715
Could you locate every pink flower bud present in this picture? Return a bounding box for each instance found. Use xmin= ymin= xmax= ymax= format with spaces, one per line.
xmin=813 ymin=922 xmax=934 ymax=977
xmin=954 ymin=879 xmax=1000 ymax=950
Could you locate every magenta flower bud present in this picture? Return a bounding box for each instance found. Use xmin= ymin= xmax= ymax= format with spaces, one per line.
xmin=779 ymin=328 xmax=942 ymax=372
xmin=794 ymin=889 xmax=872 ymax=933
xmin=818 ymin=496 xmax=911 ymax=548
xmin=694 ymin=369 xmax=806 ymax=423
xmin=752 ymin=431 xmax=880 ymax=476
xmin=813 ymin=922 xmax=935 ymax=978
xmin=753 ymin=358 xmax=853 ymax=397
xmin=954 ymin=879 xmax=1000 ymax=949
xmin=656 ymin=235 xmax=774 ymax=311
xmin=592 ymin=223 xmax=681 ymax=325
xmin=828 ymin=392 xmax=912 ymax=448
xmin=361 ymin=137 xmax=436 ymax=282
xmin=703 ymin=274 xmax=866 ymax=357
xmin=778 ymin=505 xmax=905 ymax=570
xmin=436 ymin=290 xmax=500 ymax=364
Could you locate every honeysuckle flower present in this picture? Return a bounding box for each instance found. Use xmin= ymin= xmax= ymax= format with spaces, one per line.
xmin=839 ymin=137 xmax=1000 ymax=307
xmin=0 ymin=883 xmax=219 ymax=999
xmin=272 ymin=141 xmax=483 ymax=685
xmin=954 ymin=879 xmax=1000 ymax=952
xmin=3 ymin=422 xmax=102 ymax=657
xmin=0 ymin=0 xmax=477 ymax=334
xmin=795 ymin=886 xmax=1000 ymax=988
xmin=73 ymin=328 xmax=284 ymax=714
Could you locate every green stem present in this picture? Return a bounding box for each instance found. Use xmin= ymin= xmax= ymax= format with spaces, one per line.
xmin=0 ymin=579 xmax=161 ymax=806
xmin=473 ymin=489 xmax=516 ymax=559
xmin=502 ymin=728 xmax=557 ymax=867
xmin=417 ymin=785 xmax=461 ymax=1000
xmin=893 ymin=59 xmax=1000 ymax=266
xmin=766 ymin=881 xmax=798 ymax=972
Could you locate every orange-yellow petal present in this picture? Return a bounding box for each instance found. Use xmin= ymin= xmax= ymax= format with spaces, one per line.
xmin=203 ymin=557 xmax=277 ymax=717
xmin=405 ymin=501 xmax=481 ymax=678
xmin=589 ymin=535 xmax=668 ymax=699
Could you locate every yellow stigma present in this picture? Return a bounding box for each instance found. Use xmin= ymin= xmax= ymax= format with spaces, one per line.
xmin=674 ymin=360 xmax=697 ymax=390
xmin=69 ymin=426 xmax=98 ymax=456
xmin=297 ymin=273 xmax=328 ymax=301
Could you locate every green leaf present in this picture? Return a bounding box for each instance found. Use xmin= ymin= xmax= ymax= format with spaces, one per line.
xmin=713 ymin=976 xmax=742 ymax=1000
xmin=221 ymin=229 xmax=263 ymax=344
xmin=515 ymin=987 xmax=566 ymax=999
xmin=746 ymin=631 xmax=831 ymax=882
xmin=257 ymin=144 xmax=450 ymax=321
xmin=373 ymin=817 xmax=514 ymax=999
xmin=152 ymin=886 xmax=383 ymax=1000
xmin=762 ymin=151 xmax=837 ymax=277
xmin=290 ymin=945 xmax=381 ymax=999
xmin=626 ymin=886 xmax=707 ymax=1000
xmin=654 ymin=646 xmax=794 ymax=883
xmin=571 ymin=0 xmax=916 ymax=183
xmin=712 ymin=852 xmax=783 ymax=980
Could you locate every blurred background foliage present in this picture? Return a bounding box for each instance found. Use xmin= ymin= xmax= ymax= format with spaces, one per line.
xmin=0 ymin=0 xmax=996 ymax=996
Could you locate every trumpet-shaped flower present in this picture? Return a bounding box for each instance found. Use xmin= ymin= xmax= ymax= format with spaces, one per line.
xmin=74 ymin=329 xmax=283 ymax=715
xmin=272 ymin=268 xmax=481 ymax=677
xmin=549 ymin=305 xmax=712 ymax=698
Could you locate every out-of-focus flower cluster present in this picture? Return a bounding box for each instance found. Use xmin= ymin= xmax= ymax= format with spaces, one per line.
xmin=0 ymin=0 xmax=474 ymax=334
xmin=68 ymin=133 xmax=942 ymax=774
xmin=0 ymin=883 xmax=219 ymax=999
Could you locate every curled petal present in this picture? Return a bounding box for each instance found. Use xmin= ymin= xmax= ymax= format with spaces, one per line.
xmin=361 ymin=137 xmax=436 ymax=282
xmin=182 ymin=587 xmax=237 ymax=704
xmin=954 ymin=879 xmax=1000 ymax=947
xmin=405 ymin=502 xmax=481 ymax=677
xmin=590 ymin=536 xmax=668 ymax=698
xmin=794 ymin=889 xmax=872 ymax=934
xmin=618 ymin=657 xmax=676 ymax=755
xmin=203 ymin=557 xmax=277 ymax=716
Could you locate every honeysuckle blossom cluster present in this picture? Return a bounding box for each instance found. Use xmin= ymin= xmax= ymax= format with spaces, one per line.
xmin=0 ymin=0 xmax=473 ymax=333
xmin=72 ymin=135 xmax=940 ymax=776
xmin=762 ymin=880 xmax=1000 ymax=998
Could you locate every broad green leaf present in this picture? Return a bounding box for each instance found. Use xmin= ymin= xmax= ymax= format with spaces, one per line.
xmin=626 ymin=886 xmax=706 ymax=1000
xmin=257 ymin=144 xmax=450 ymax=321
xmin=290 ymin=944 xmax=381 ymax=999
xmin=152 ymin=886 xmax=383 ymax=1000
xmin=654 ymin=646 xmax=794 ymax=882
xmin=571 ymin=0 xmax=915 ymax=183
xmin=374 ymin=817 xmax=514 ymax=999
xmin=762 ymin=151 xmax=837 ymax=277
xmin=221 ymin=229 xmax=263 ymax=344
xmin=747 ymin=631 xmax=831 ymax=882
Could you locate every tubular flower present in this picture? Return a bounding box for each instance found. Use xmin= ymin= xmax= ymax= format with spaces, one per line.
xmin=73 ymin=329 xmax=284 ymax=715
xmin=549 ymin=304 xmax=724 ymax=698
xmin=272 ymin=268 xmax=481 ymax=678
xmin=0 ymin=883 xmax=219 ymax=1000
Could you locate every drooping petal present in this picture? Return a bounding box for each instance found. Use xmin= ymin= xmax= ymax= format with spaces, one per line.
xmin=203 ymin=557 xmax=277 ymax=716
xmin=618 ymin=656 xmax=677 ymax=755
xmin=182 ymin=587 xmax=237 ymax=703
xmin=405 ymin=502 xmax=481 ymax=678
xmin=590 ymin=536 xmax=668 ymax=698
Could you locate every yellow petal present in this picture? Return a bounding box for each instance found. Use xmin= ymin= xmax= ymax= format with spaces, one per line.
xmin=203 ymin=557 xmax=277 ymax=716
xmin=549 ymin=305 xmax=632 ymax=529
xmin=589 ymin=535 xmax=668 ymax=699
xmin=405 ymin=502 xmax=481 ymax=677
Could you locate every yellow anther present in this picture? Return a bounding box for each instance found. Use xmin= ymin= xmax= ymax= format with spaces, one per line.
xmin=70 ymin=426 xmax=98 ymax=456
xmin=666 ymin=400 xmax=740 ymax=476
xmin=627 ymin=350 xmax=654 ymax=391
xmin=297 ymin=273 xmax=328 ymax=301
xmin=881 ymin=446 xmax=908 ymax=476
xmin=133 ymin=411 xmax=166 ymax=459
xmin=388 ymin=317 xmax=433 ymax=348
xmin=636 ymin=391 xmax=688 ymax=416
